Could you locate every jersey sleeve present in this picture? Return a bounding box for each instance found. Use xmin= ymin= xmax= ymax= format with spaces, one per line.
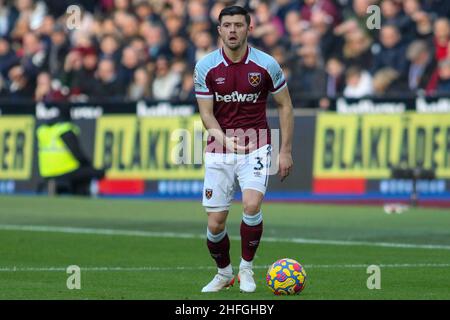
xmin=267 ymin=59 xmax=287 ymax=94
xmin=194 ymin=61 xmax=213 ymax=99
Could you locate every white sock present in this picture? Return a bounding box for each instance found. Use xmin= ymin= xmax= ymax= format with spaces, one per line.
xmin=242 ymin=211 xmax=263 ymax=226
xmin=218 ymin=264 xmax=233 ymax=277
xmin=240 ymin=258 xmax=253 ymax=270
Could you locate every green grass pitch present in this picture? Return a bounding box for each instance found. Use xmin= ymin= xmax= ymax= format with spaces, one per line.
xmin=0 ymin=195 xmax=449 ymax=300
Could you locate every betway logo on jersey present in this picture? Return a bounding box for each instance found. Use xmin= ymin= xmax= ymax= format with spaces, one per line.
xmin=215 ymin=91 xmax=261 ymax=103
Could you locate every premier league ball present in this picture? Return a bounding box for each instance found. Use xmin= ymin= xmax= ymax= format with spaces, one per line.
xmin=266 ymin=258 xmax=307 ymax=295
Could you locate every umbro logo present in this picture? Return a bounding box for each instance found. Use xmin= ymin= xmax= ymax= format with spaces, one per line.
xmin=249 ymin=240 xmax=260 ymax=247
xmin=215 ymin=77 xmax=226 ymax=84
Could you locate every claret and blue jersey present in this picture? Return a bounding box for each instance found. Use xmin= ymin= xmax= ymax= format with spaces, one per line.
xmin=194 ymin=46 xmax=287 ymax=151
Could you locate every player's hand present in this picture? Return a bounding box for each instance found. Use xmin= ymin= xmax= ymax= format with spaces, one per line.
xmin=224 ymin=136 xmax=255 ymax=154
xmin=279 ymin=152 xmax=293 ymax=182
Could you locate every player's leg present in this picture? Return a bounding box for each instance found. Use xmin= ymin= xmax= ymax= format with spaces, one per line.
xmin=238 ymin=189 xmax=264 ymax=293
xmin=236 ymin=145 xmax=271 ymax=292
xmin=206 ymin=210 xmax=231 ymax=272
xmin=201 ymin=209 xmax=235 ymax=292
xmin=201 ymin=155 xmax=236 ymax=292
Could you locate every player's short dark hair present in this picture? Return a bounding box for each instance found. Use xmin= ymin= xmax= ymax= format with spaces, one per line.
xmin=218 ymin=6 xmax=251 ymax=26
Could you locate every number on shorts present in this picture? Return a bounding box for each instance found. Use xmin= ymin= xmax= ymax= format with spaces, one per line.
xmin=254 ymin=157 xmax=264 ymax=171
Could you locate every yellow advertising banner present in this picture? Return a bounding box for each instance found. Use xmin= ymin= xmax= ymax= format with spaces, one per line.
xmin=94 ymin=115 xmax=205 ymax=179
xmin=314 ymin=113 xmax=450 ymax=179
xmin=0 ymin=116 xmax=34 ymax=180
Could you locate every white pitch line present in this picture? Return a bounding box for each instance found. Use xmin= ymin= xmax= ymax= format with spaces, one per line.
xmin=0 ymin=263 xmax=449 ymax=272
xmin=1 ymin=224 xmax=450 ymax=251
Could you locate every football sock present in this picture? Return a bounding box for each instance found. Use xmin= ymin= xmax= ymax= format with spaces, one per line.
xmin=241 ymin=211 xmax=263 ymax=263
xmin=218 ymin=264 xmax=233 ymax=277
xmin=239 ymin=257 xmax=253 ymax=270
xmin=206 ymin=228 xmax=231 ymax=269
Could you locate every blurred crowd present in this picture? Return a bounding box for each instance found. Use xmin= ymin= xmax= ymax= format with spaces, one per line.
xmin=0 ymin=0 xmax=450 ymax=108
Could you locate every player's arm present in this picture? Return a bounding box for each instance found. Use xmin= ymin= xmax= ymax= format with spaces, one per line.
xmin=197 ymin=97 xmax=250 ymax=153
xmin=194 ymin=60 xmax=251 ymax=153
xmin=197 ymin=97 xmax=226 ymax=146
xmin=272 ymin=85 xmax=294 ymax=181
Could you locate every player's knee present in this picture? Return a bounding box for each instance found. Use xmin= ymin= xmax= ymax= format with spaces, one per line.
xmin=207 ymin=220 xmax=226 ymax=235
xmin=243 ymin=200 xmax=261 ymax=215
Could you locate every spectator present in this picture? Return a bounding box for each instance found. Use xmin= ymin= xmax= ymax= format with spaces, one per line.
xmin=90 ymin=58 xmax=126 ymax=98
xmin=118 ymin=46 xmax=140 ymax=87
xmin=169 ymin=35 xmax=195 ymax=66
xmin=128 ymin=35 xmax=148 ymax=64
xmin=317 ymin=56 xmax=346 ymax=110
xmin=99 ymin=34 xmax=121 ymax=62
xmin=60 ymin=50 xmax=84 ymax=94
xmin=113 ymin=0 xmax=130 ymax=13
xmin=270 ymin=45 xmax=288 ymax=68
xmin=285 ymin=18 xmax=306 ymax=55
xmin=7 ymin=64 xmax=34 ymax=99
xmin=34 ymin=71 xmax=51 ymax=102
xmin=335 ymin=0 xmax=378 ymax=40
xmin=0 ymin=0 xmax=449 ymax=103
xmin=300 ymin=28 xmax=321 ymax=50
xmin=47 ymin=24 xmax=70 ymax=77
xmin=164 ymin=14 xmax=185 ymax=38
xmin=311 ymin=8 xmax=343 ymax=61
xmin=433 ymin=18 xmax=450 ymax=62
xmin=98 ymin=17 xmax=120 ymax=38
xmin=436 ymin=59 xmax=450 ymax=94
xmin=325 ymin=56 xmax=345 ymax=97
xmin=259 ymin=23 xmax=285 ymax=52
xmin=140 ymin=21 xmax=168 ymax=61
xmin=187 ymin=0 xmax=209 ymax=24
xmin=134 ymin=0 xmax=154 ymax=22
xmin=342 ymin=28 xmax=373 ymax=70
xmin=372 ymin=67 xmax=410 ymax=97
xmin=34 ymin=71 xmax=68 ymax=102
xmin=118 ymin=14 xmax=140 ymax=42
xmin=343 ymin=66 xmax=373 ymax=98
xmin=152 ymin=55 xmax=181 ymax=101
xmin=372 ymin=24 xmax=408 ymax=75
xmin=406 ymin=40 xmax=436 ymax=91
xmin=10 ymin=12 xmax=29 ymax=42
xmin=284 ymin=10 xmax=303 ymax=37
xmin=0 ymin=0 xmax=19 ymax=37
xmin=209 ymin=0 xmax=226 ymax=25
xmin=289 ymin=46 xmax=327 ymax=107
xmin=172 ymin=69 xmax=195 ymax=102
xmin=301 ymin=0 xmax=340 ymax=27
xmin=19 ymin=32 xmax=48 ymax=80
xmin=74 ymin=49 xmax=99 ymax=97
xmin=381 ymin=0 xmax=415 ymax=42
xmin=274 ymin=0 xmax=301 ymax=22
xmin=252 ymin=1 xmax=284 ymax=44
xmin=193 ymin=30 xmax=215 ymax=62
xmin=403 ymin=0 xmax=433 ymax=41
xmin=127 ymin=67 xmax=152 ymax=101
xmin=14 ymin=0 xmax=47 ymax=31
xmin=0 ymin=36 xmax=18 ymax=78
xmin=36 ymin=14 xmax=55 ymax=41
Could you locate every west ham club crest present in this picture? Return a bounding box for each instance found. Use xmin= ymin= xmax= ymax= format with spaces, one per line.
xmin=248 ymin=72 xmax=261 ymax=87
xmin=205 ymin=188 xmax=213 ymax=200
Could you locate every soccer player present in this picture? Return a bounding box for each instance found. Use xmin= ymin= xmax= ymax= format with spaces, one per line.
xmin=194 ymin=6 xmax=294 ymax=293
